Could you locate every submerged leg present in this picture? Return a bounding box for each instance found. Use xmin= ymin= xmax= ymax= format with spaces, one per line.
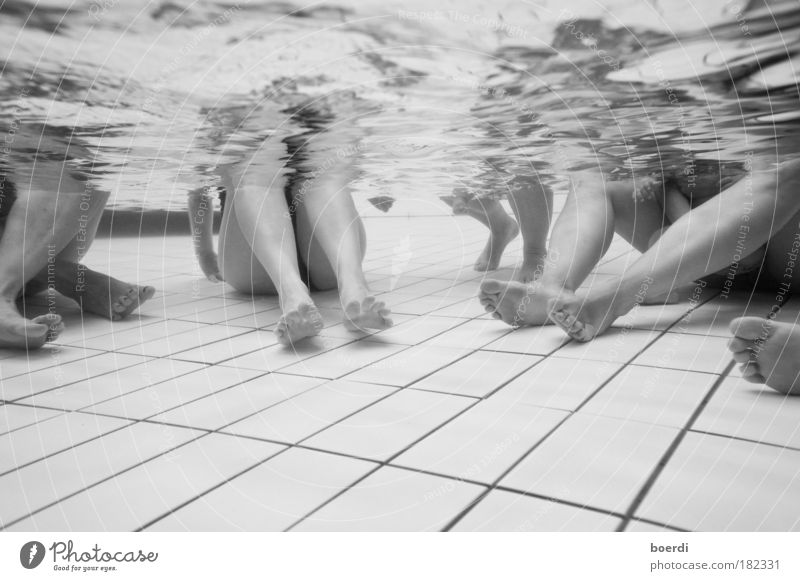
xmin=550 ymin=159 xmax=800 ymax=341
xmin=0 ymin=165 xmax=98 ymax=348
xmin=218 ymin=147 xmax=322 ymax=345
xmin=507 ymin=175 xmax=552 ymax=283
xmin=294 ymin=166 xmax=392 ymax=332
xmin=481 ymin=173 xmax=626 ymax=327
xmin=461 ymin=196 xmax=520 ymax=272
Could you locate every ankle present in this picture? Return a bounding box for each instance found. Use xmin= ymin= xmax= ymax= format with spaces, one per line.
xmin=522 ymin=245 xmax=547 ymax=257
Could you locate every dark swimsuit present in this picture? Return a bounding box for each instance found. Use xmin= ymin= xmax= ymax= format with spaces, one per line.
xmin=0 ymin=170 xmax=17 ymax=221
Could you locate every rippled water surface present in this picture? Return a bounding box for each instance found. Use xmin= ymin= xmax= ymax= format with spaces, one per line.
xmin=1 ymin=0 xmax=798 ymax=210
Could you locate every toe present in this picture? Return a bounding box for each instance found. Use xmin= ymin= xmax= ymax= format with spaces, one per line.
xmin=740 ymin=361 xmax=762 ymax=378
xmin=727 ymin=337 xmax=754 ymax=353
xmin=480 ymin=280 xmax=504 ymax=294
xmin=742 ymin=372 xmax=766 ymax=384
xmin=730 ymin=316 xmax=771 ymax=341
xmin=45 ymin=321 xmax=65 ymax=342
xmin=731 ymin=350 xmax=754 ymax=364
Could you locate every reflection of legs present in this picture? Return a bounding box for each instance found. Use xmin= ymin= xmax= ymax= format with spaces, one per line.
xmin=727 ymin=209 xmax=800 ymax=395
xmin=507 ymin=177 xmax=552 ymax=283
xmin=481 ymin=174 xmax=631 ymax=326
xmin=294 ymin=172 xmax=391 ymax=331
xmin=551 ymin=159 xmax=800 ymax=341
xmin=218 ymin=156 xmax=322 ymax=345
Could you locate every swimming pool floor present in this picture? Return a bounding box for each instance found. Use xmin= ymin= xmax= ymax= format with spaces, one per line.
xmin=2 ymin=207 xmax=799 ymax=532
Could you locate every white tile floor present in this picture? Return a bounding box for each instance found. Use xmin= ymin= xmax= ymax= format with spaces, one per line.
xmin=1 ymin=202 xmax=799 ymax=532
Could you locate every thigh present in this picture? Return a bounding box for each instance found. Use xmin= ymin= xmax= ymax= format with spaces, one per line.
xmin=293 ymin=194 xmax=338 ymax=292
xmin=217 ymin=192 xmax=278 ymax=295
xmin=607 ymin=178 xmax=668 ymax=253
xmin=764 ymin=210 xmax=800 ymax=289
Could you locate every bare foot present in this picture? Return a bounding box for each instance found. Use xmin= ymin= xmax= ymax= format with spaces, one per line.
xmin=547 ymin=284 xmax=635 ymax=342
xmin=516 ymin=249 xmax=546 ymax=283
xmin=0 ymin=298 xmax=63 ymax=349
xmin=275 ymin=302 xmax=324 ymax=346
xmin=474 ymin=218 xmax=519 ymax=272
xmin=479 ymin=279 xmax=559 ymax=327
xmin=343 ymin=294 xmax=393 ymax=332
xmin=728 ymin=317 xmax=800 ymax=395
xmin=53 ymin=264 xmax=155 ymax=321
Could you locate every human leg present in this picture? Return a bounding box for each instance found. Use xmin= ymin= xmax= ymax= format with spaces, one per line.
xmin=480 ymin=173 xmax=632 ymax=326
xmin=0 ymin=165 xmax=97 ymax=348
xmin=549 ymin=158 xmax=800 ymax=341
xmin=218 ymin=153 xmax=322 ymax=345
xmin=293 ymin=169 xmax=392 ymax=331
xmin=506 ymin=175 xmax=552 ymax=283
xmin=455 ymin=195 xmax=520 ymax=272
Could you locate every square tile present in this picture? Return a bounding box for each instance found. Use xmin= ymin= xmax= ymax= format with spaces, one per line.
xmin=493 ymin=357 xmax=622 ymax=411
xmin=20 ymin=359 xmax=204 ymax=410
xmin=679 ymin=295 xmax=776 ymax=337
xmin=74 ymin=319 xmax=200 ymax=351
xmin=119 ymin=324 xmax=252 ymax=357
xmin=224 ymin=336 xmax=353 ymax=373
xmin=292 ymin=466 xmax=485 ymax=531
xmin=484 ymin=325 xmax=570 ymax=356
xmin=147 ymin=448 xmax=375 ymax=531
xmin=693 ymin=376 xmax=800 ymax=449
xmin=555 ymin=329 xmax=660 ymax=363
xmin=174 ymin=300 xmax=275 ymax=324
xmin=0 ymin=405 xmax=62 ymax=436
xmin=369 ymin=315 xmax=461 ymax=345
xmin=0 ymin=345 xmax=97 ymax=379
xmin=394 ymin=400 xmax=567 ymax=483
xmin=452 ymin=490 xmax=621 ymax=531
xmin=612 ymin=302 xmax=693 ymax=332
xmin=0 ymin=412 xmax=130 ymax=475
xmin=149 ymin=374 xmax=322 ymax=431
xmin=625 ymin=520 xmax=682 ymax=532
xmin=425 ymin=319 xmax=512 ymax=349
xmin=410 ymin=351 xmax=540 ymax=397
xmin=87 ymin=366 xmax=265 ymax=420
xmin=500 ymin=414 xmax=679 ymax=514
xmin=7 ymin=434 xmax=285 ymax=531
xmin=174 ymin=329 xmax=279 ymax=364
xmin=223 ymin=380 xmax=396 ymax=443
xmin=280 ymin=340 xmax=408 ymax=380
xmin=225 ymin=308 xmax=284 ymax=329
xmin=303 ymin=389 xmax=474 ymax=461
xmin=0 ymin=353 xmax=150 ymax=402
xmin=581 ymin=365 xmax=716 ymax=428
xmin=346 ymin=344 xmax=472 ymax=387
xmin=637 ymin=432 xmax=800 ymax=531
xmin=0 ymin=422 xmax=201 ymax=528
xmin=634 ymin=333 xmax=735 ymax=374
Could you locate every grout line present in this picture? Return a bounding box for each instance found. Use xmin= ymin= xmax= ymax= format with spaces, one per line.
xmin=615 ymin=360 xmax=736 ymax=532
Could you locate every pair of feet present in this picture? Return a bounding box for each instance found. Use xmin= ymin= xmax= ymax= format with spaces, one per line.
xmin=275 ymin=286 xmax=393 ymax=346
xmin=728 ymin=317 xmax=800 ymax=396
xmin=0 ymin=267 xmax=155 ymax=349
xmin=480 ymin=279 xmax=800 ymax=396
xmin=472 ymin=215 xmax=546 ymax=284
xmin=479 ymin=278 xmax=628 ymax=341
